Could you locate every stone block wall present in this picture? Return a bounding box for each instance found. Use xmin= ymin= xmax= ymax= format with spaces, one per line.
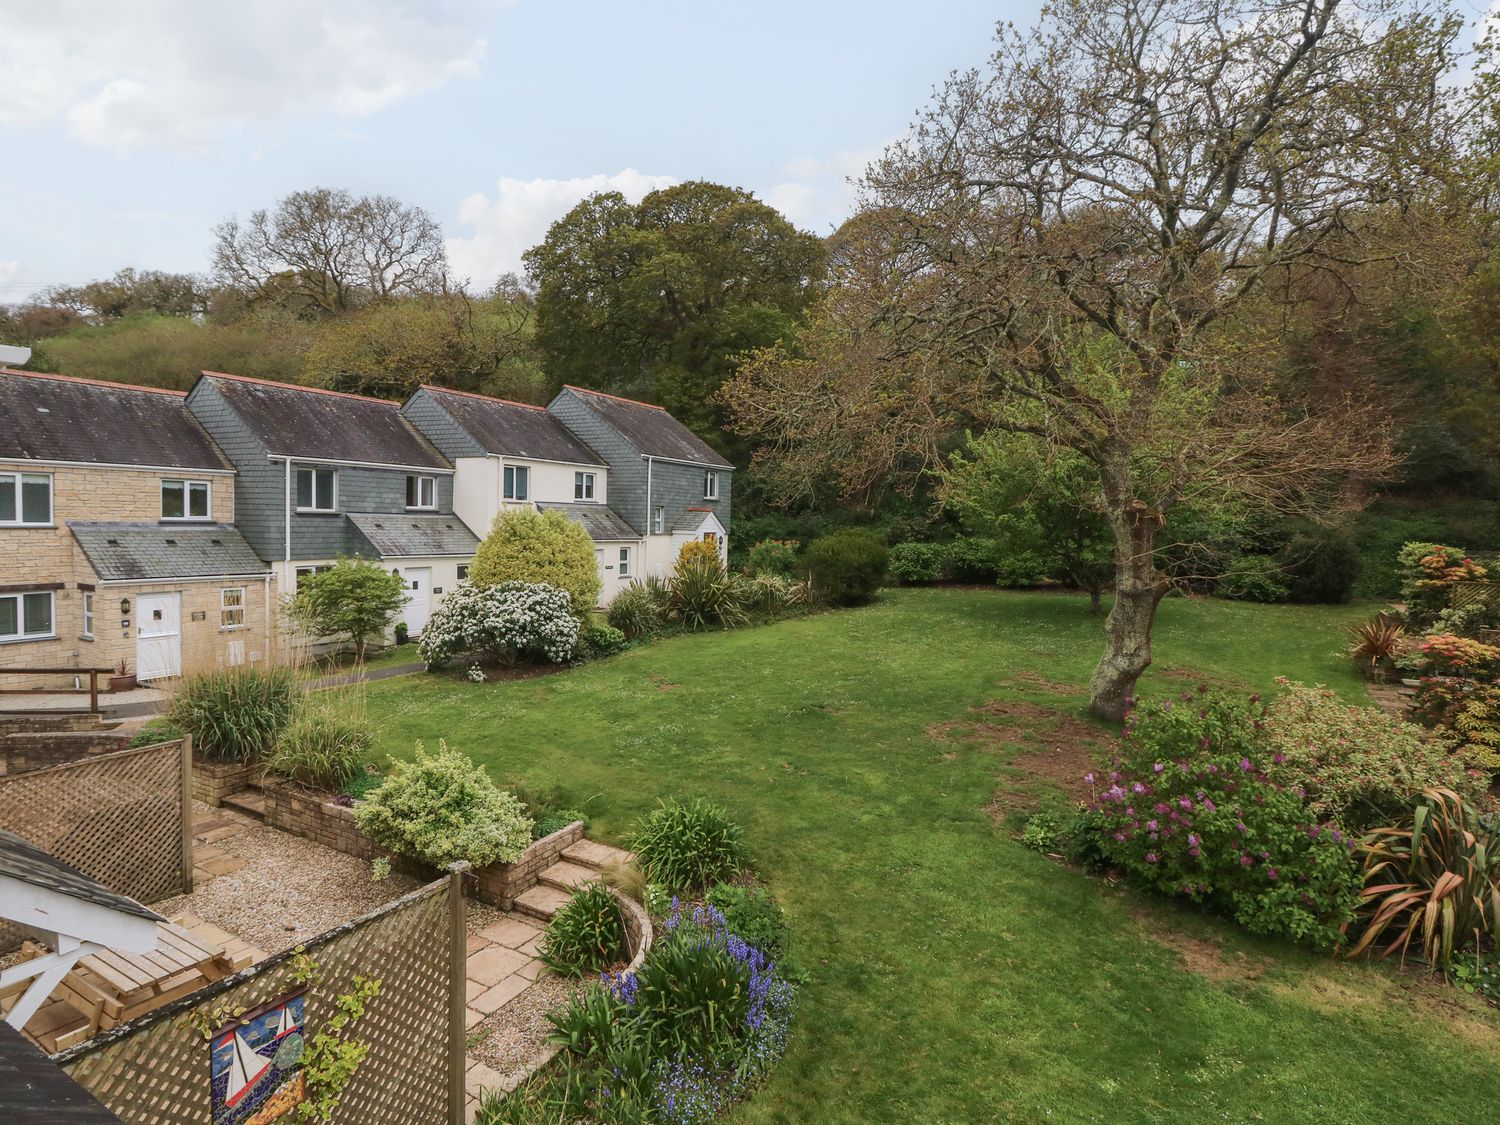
xmin=190 ymin=758 xmax=259 ymax=806
xmin=470 ymin=821 xmax=585 ymax=908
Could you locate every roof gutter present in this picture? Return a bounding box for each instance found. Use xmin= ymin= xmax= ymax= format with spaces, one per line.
xmin=265 ymin=454 xmax=453 ymax=474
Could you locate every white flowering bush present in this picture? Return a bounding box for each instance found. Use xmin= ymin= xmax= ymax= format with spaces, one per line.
xmin=418 ymin=581 xmax=579 ymax=669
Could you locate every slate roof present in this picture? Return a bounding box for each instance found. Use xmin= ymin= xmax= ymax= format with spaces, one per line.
xmin=0 ymin=1023 xmax=123 ymax=1123
xmin=0 ymin=828 xmax=162 ymax=925
xmin=558 ymin=386 xmax=734 ymax=469
xmin=346 ymin=512 xmax=480 ymax=558
xmin=69 ymin=522 xmax=270 ymax=581
xmin=419 ymin=386 xmax=605 ymax=465
xmin=673 ymin=508 xmax=724 ymax=533
xmin=200 ymin=373 xmax=449 ymax=470
xmin=535 ymin=502 xmax=640 ymax=541
xmin=0 ymin=369 xmax=229 ymax=472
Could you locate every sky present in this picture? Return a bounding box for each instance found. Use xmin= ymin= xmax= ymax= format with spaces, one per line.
xmin=0 ymin=0 xmax=1031 ymax=302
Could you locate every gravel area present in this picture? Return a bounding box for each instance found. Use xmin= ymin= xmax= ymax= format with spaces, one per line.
xmin=470 ymin=972 xmax=575 ymax=1080
xmin=153 ymin=823 xmax=420 ymax=955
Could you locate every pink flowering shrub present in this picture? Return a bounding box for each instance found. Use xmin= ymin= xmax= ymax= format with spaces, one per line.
xmin=1089 ymin=690 xmax=1363 ymax=948
xmin=1403 ymin=633 xmax=1500 ymax=679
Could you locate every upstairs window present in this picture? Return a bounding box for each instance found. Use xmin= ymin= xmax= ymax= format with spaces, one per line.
xmin=503 ymin=465 xmax=529 ymax=501
xmin=0 ymin=471 xmax=52 ymax=526
xmin=162 ymin=479 xmax=211 ymax=521
xmin=652 ymin=506 xmax=665 ymax=534
xmin=0 ymin=591 xmax=54 ymax=641
xmin=295 ymin=564 xmax=332 ymax=589
xmin=703 ymin=471 xmax=719 ymax=500
xmin=574 ymin=472 xmax=596 ymax=501
xmin=295 ymin=467 xmax=336 ymax=512
xmin=406 ymin=474 xmax=436 ymax=510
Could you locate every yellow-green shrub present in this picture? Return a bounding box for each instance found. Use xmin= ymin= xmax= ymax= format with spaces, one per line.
xmin=470 ymin=508 xmax=600 ymax=615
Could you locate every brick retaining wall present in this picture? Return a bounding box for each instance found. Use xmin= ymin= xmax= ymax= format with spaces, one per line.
xmin=190 ymin=758 xmax=258 ymax=806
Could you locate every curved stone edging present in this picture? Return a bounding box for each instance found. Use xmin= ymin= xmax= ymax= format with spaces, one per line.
xmin=610 ymin=885 xmax=654 ymax=975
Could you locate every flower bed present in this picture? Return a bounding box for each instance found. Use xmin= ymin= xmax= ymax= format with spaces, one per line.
xmin=259 ymin=775 xmax=584 ymax=908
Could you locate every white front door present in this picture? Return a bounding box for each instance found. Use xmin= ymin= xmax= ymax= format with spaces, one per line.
xmin=137 ymin=593 xmax=182 ymax=681
xmin=402 ymin=568 xmax=432 ymax=636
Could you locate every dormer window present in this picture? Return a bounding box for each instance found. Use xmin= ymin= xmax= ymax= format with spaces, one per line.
xmin=574 ymin=472 xmax=596 ymax=501
xmin=162 ymin=479 xmax=210 ymax=521
xmin=295 ymin=467 xmax=337 ymax=512
xmin=406 ymin=474 xmax=436 ymax=510
xmin=703 ymin=471 xmax=719 ymax=500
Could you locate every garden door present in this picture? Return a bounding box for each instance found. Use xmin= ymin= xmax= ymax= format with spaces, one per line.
xmin=136 ymin=593 xmax=182 ymax=681
xmin=401 ymin=567 xmax=431 ymax=636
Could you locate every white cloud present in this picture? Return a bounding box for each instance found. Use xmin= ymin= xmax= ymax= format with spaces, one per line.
xmin=445 ymin=169 xmax=680 ymax=287
xmin=0 ymin=1 xmax=493 ymax=154
xmin=762 ymin=143 xmax=890 ymax=234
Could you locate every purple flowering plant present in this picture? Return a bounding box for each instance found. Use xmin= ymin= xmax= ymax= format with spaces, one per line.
xmin=1090 ymin=689 xmax=1363 ymax=948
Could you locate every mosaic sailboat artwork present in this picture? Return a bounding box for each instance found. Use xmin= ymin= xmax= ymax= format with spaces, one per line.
xmin=210 ymin=990 xmax=307 ymax=1124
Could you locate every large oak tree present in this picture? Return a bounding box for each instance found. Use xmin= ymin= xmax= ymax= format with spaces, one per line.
xmin=725 ymin=0 xmax=1469 ymax=718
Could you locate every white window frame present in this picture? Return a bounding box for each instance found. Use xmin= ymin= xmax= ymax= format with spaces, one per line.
xmin=294 ymin=467 xmax=338 ymax=513
xmin=503 ymin=464 xmax=529 ymax=501
xmin=457 ymin=564 xmax=470 ymax=581
xmin=703 ymin=471 xmax=719 ymax=500
xmin=574 ymin=472 xmax=596 ymax=501
xmin=81 ymin=591 xmax=94 ymax=640
xmin=221 ymin=586 xmax=246 ymax=630
xmin=652 ymin=506 xmax=665 ymax=534
xmin=0 ymin=471 xmax=53 ymax=527
xmin=0 ymin=590 xmax=55 ymax=643
xmin=295 ymin=564 xmax=332 ymax=589
xmin=406 ymin=474 xmax=436 ymax=511
xmin=618 ymin=547 xmax=631 ymax=577
xmin=161 ymin=478 xmax=212 ymax=521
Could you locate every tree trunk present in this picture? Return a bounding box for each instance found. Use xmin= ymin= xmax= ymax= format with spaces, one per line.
xmin=1088 ymin=587 xmax=1103 ymax=614
xmin=1088 ymin=458 xmax=1170 ymax=720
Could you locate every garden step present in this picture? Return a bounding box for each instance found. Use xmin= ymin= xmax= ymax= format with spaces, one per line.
xmin=220 ymin=789 xmax=268 ymax=821
xmin=561 ymin=840 xmax=636 ymax=871
xmin=538 ymin=861 xmax=602 ymax=893
xmin=512 ymin=884 xmax=573 ymax=922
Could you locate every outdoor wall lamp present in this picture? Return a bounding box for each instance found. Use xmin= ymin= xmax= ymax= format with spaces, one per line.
xmin=119 ymin=598 xmax=131 ymax=615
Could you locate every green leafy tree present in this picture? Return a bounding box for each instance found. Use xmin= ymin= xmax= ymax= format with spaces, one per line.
xmin=469 ymin=508 xmax=601 ymax=614
xmin=302 ymin=290 xmax=544 ymax=401
xmin=523 ymin=181 xmax=825 ymax=454
xmin=292 ymin=558 xmax=408 ymax=662
xmin=944 ymin=434 xmax=1115 ymax=612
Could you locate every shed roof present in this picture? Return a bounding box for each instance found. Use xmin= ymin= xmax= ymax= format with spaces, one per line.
xmin=199 ymin=373 xmax=449 ymax=470
xmin=535 ymin=502 xmax=640 ymax=541
xmin=0 ymin=369 xmax=229 ymax=472
xmin=346 ymin=512 xmax=480 ymax=559
xmin=0 ymin=1023 xmax=123 ymax=1123
xmin=69 ymin=522 xmax=270 ymax=581
xmin=554 ymin=386 xmax=733 ymax=469
xmin=0 ymin=828 xmax=162 ymax=925
xmin=417 ymin=387 xmax=605 ymax=466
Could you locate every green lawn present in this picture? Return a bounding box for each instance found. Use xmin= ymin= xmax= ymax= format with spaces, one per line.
xmin=366 ymin=589 xmax=1500 ymax=1122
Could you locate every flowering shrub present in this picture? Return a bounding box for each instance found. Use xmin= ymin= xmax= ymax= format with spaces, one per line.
xmin=495 ymin=901 xmax=796 ymax=1123
xmin=1263 ymin=680 xmax=1489 ymax=831
xmin=354 ymin=740 xmax=533 ymax=868
xmin=677 ymin=539 xmax=721 ymax=567
xmin=417 ymin=581 xmax=578 ymax=669
xmin=1090 ymin=690 xmax=1363 ymax=947
xmin=470 ymin=507 xmax=601 ymax=614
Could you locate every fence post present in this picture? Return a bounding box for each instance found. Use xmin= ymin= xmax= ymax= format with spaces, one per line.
xmin=448 ymin=861 xmax=470 ymax=1124
xmin=179 ymin=735 xmax=194 ymax=893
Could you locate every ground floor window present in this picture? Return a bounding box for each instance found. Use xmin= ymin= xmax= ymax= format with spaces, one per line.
xmin=221 ymin=586 xmax=245 ymax=629
xmin=0 ymin=591 xmax=54 ymax=642
xmin=457 ymin=564 xmax=470 ymax=581
xmin=618 ymin=547 xmax=631 ymax=577
xmin=81 ymin=591 xmax=94 ymax=639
